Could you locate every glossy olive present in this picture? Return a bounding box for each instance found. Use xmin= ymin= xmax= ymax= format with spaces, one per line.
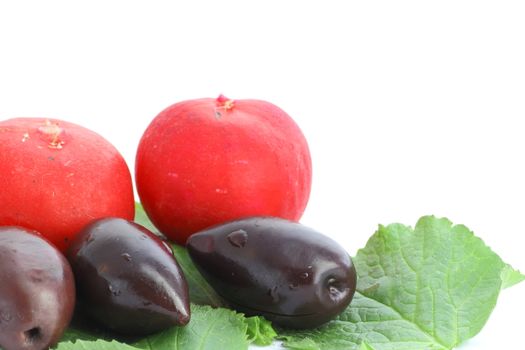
xmin=0 ymin=227 xmax=75 ymax=350
xmin=187 ymin=217 xmax=356 ymax=329
xmin=67 ymin=218 xmax=190 ymax=335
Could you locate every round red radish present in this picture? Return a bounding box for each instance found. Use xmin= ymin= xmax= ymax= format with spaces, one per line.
xmin=136 ymin=95 xmax=312 ymax=245
xmin=0 ymin=118 xmax=135 ymax=251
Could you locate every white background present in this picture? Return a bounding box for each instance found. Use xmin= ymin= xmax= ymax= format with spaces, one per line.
xmin=1 ymin=1 xmax=524 ymax=349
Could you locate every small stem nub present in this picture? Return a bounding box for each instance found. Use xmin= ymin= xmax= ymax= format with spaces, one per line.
xmin=216 ymin=94 xmax=235 ymax=110
xmin=38 ymin=120 xmax=65 ymax=149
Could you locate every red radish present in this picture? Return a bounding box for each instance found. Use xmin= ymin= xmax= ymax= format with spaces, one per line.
xmin=0 ymin=118 xmax=135 ymax=251
xmin=136 ymin=95 xmax=312 ymax=245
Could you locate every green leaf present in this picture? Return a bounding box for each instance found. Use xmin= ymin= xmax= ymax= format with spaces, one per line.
xmin=280 ymin=292 xmax=447 ymax=350
xmin=281 ymin=338 xmax=321 ymax=350
xmin=133 ymin=304 xmax=249 ymax=350
xmin=171 ymin=244 xmax=226 ymax=307
xmin=133 ymin=203 xmax=157 ymax=232
xmin=360 ymin=343 xmax=377 ymax=350
xmin=55 ymin=307 xmax=275 ymax=350
xmin=279 ymin=216 xmax=517 ymax=350
xmin=245 ymin=316 xmax=277 ymax=346
xmin=55 ymin=339 xmax=139 ymax=350
xmin=500 ymin=264 xmax=525 ymax=289
xmin=56 ymin=328 xmax=99 ymax=343
xmin=134 ymin=203 xmax=225 ymax=307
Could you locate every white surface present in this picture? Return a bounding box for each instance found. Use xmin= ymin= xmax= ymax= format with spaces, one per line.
xmin=1 ymin=1 xmax=524 ymax=348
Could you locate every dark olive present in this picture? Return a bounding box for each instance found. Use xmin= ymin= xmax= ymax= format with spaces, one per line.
xmin=0 ymin=227 xmax=75 ymax=350
xmin=187 ymin=217 xmax=356 ymax=329
xmin=66 ymin=218 xmax=190 ymax=335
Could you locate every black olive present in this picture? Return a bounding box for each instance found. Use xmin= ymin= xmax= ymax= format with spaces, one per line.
xmin=187 ymin=217 xmax=356 ymax=329
xmin=0 ymin=227 xmax=75 ymax=350
xmin=66 ymin=218 xmax=190 ymax=335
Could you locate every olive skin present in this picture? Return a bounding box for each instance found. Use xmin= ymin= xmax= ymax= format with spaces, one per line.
xmin=0 ymin=227 xmax=75 ymax=350
xmin=66 ymin=218 xmax=190 ymax=335
xmin=187 ymin=217 xmax=356 ymax=329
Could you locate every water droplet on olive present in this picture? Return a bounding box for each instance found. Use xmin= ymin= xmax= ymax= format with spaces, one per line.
xmin=108 ymin=284 xmax=122 ymax=297
xmin=227 ymin=229 xmax=248 ymax=247
xmin=187 ymin=217 xmax=357 ymax=329
xmin=66 ymin=218 xmax=190 ymax=335
xmin=0 ymin=311 xmax=13 ymax=323
xmin=121 ymin=253 xmax=132 ymax=262
xmin=268 ymin=286 xmax=280 ymax=303
xmin=0 ymin=227 xmax=75 ymax=350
